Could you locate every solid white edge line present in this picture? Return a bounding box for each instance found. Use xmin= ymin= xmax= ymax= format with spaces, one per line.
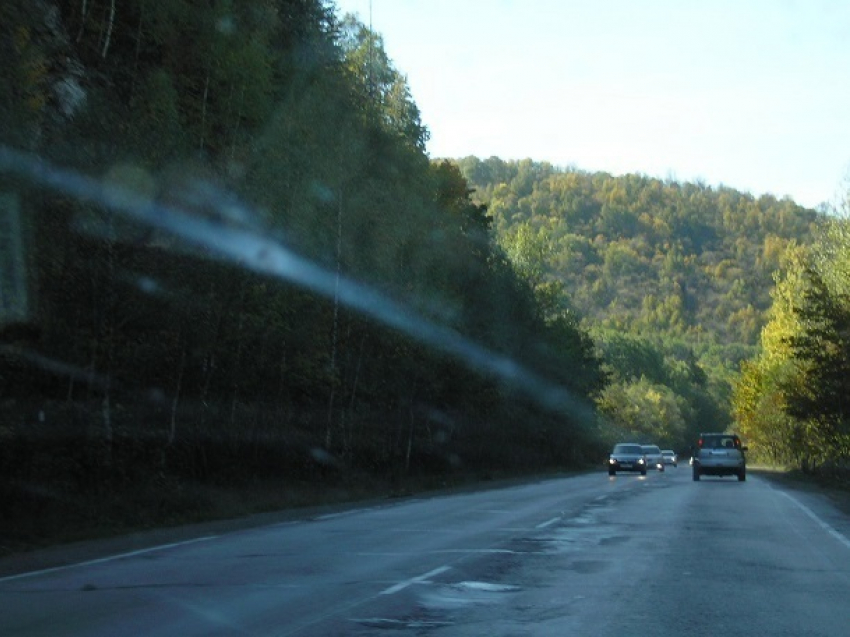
xmin=536 ymin=517 xmax=560 ymax=529
xmin=779 ymin=491 xmax=850 ymax=551
xmin=379 ymin=565 xmax=451 ymax=595
xmin=0 ymin=535 xmax=219 ymax=584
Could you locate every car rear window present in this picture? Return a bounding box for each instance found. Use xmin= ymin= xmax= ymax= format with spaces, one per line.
xmin=700 ymin=436 xmax=739 ymax=449
xmin=613 ymin=444 xmax=642 ymax=454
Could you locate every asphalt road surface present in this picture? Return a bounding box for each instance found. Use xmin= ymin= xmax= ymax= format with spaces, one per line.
xmin=2 ymin=468 xmax=849 ymax=636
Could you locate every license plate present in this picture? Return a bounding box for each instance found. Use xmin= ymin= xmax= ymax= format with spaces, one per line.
xmin=620 ymin=463 xmax=632 ymax=468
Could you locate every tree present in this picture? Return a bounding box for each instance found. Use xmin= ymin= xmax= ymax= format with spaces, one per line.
xmin=499 ymin=221 xmax=560 ymax=317
xmin=597 ymin=376 xmax=688 ymax=446
xmin=785 ymin=266 xmax=850 ymax=425
xmin=337 ymin=14 xmax=428 ymax=150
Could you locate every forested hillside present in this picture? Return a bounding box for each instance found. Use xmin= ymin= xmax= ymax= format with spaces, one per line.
xmin=1 ymin=1 xmax=842 ymax=553
xmin=457 ymin=157 xmax=821 ymax=348
xmin=0 ymin=1 xmax=608 ymax=549
xmin=733 ymin=215 xmax=850 ymax=474
xmin=454 ymin=157 xmax=824 ymax=454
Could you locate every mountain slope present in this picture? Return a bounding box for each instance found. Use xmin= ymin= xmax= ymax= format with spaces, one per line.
xmin=456 ymin=156 xmax=821 ymax=348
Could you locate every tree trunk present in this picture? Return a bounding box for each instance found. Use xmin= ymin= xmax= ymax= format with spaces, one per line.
xmin=325 ymin=192 xmax=344 ymax=449
xmin=276 ymin=343 xmax=289 ymax=424
xmin=199 ymin=71 xmax=210 ymax=152
xmin=100 ymin=214 xmax=117 ymax=466
xmin=101 ymin=0 xmax=116 ymax=58
xmin=102 ymin=375 xmax=113 ymax=466
xmin=169 ymin=342 xmax=186 ymax=446
xmin=405 ymin=403 xmax=415 ymax=474
xmin=343 ymin=332 xmax=367 ymax=456
xmin=403 ymin=378 xmax=418 ymax=474
xmin=76 ymin=0 xmax=90 ymax=42
xmin=228 ymin=278 xmax=248 ymax=431
xmin=199 ymin=282 xmax=226 ymax=414
xmin=129 ymin=0 xmax=145 ymax=97
xmin=230 ymin=86 xmax=245 ymax=163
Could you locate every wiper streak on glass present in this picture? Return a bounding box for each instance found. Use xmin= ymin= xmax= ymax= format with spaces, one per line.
xmin=0 ymin=146 xmax=594 ymax=423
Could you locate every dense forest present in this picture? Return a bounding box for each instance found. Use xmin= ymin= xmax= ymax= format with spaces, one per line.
xmin=455 ymin=157 xmax=830 ymax=462
xmin=0 ymin=0 xmax=845 ymax=551
xmin=0 ymin=0 xmax=608 ymax=548
xmin=457 ymin=157 xmax=820 ymax=346
xmin=732 ymin=215 xmax=850 ymax=473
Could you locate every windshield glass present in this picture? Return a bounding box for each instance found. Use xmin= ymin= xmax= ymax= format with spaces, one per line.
xmin=613 ymin=444 xmax=643 ymax=454
xmin=702 ymin=437 xmax=738 ymax=449
xmin=2 ymin=2 xmax=848 ymax=635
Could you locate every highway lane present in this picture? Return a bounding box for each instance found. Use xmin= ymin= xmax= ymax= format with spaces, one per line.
xmin=1 ymin=468 xmax=849 ymax=636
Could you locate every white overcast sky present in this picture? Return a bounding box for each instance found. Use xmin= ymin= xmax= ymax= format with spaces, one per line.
xmin=331 ymin=0 xmax=850 ymax=209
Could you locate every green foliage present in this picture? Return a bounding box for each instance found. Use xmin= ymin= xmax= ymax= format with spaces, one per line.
xmin=457 ymin=154 xmax=826 ymax=454
xmin=592 ymin=329 xmax=722 ymax=450
xmin=597 ymin=376 xmax=689 ymax=447
xmin=457 ymin=156 xmax=819 ymax=453
xmin=337 ymin=13 xmax=428 ymax=150
xmin=3 ymin=0 xmax=610 ymax=526
xmin=593 ymin=330 xmax=667 ymax=385
xmin=458 ymin=156 xmax=820 ymax=347
xmin=785 ymin=266 xmax=850 ymax=423
xmin=128 ymin=69 xmax=186 ymax=163
xmin=732 ymin=224 xmax=850 ymax=472
xmin=500 ymin=222 xmax=551 ymax=289
xmin=0 ymin=3 xmax=57 ymax=147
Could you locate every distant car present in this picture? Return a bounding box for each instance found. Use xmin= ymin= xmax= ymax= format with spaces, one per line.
xmin=641 ymin=444 xmax=665 ymax=471
xmin=661 ymin=450 xmax=678 ymax=467
xmin=691 ymin=433 xmax=747 ymax=481
xmin=608 ymin=443 xmax=647 ymax=476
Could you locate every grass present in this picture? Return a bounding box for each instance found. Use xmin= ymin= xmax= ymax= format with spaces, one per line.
xmin=750 ymin=465 xmax=850 ymax=517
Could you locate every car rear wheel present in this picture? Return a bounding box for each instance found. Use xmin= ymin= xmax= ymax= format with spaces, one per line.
xmin=738 ymin=469 xmax=746 ymax=482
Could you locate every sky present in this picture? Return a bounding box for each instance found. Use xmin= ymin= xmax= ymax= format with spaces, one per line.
xmin=331 ymin=0 xmax=850 ymax=209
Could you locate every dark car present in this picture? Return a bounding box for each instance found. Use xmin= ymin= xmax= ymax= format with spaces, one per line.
xmin=608 ymin=443 xmax=647 ymax=476
xmin=691 ymin=433 xmax=747 ymax=481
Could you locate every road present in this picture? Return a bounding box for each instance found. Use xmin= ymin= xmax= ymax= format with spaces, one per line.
xmin=2 ymin=468 xmax=849 ymax=636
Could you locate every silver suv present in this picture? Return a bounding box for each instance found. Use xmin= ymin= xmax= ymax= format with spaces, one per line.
xmin=691 ymin=433 xmax=747 ymax=481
